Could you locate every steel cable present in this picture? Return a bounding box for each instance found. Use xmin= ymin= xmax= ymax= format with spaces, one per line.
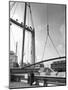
xmin=10 ymin=2 xmax=16 ymax=12
xmin=41 ymin=35 xmax=48 ymax=60
xmin=11 ymin=2 xmax=18 ymax=18
xmin=49 ymin=34 xmax=60 ymax=57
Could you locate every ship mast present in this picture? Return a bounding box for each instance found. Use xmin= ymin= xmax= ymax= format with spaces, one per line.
xmin=10 ymin=2 xmax=35 ymax=67
xmin=21 ymin=2 xmax=27 ymax=67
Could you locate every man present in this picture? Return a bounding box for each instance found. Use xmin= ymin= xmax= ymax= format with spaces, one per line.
xmin=30 ymin=71 xmax=34 ymax=85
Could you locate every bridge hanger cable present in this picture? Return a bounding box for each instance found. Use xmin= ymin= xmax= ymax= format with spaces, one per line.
xmin=41 ymin=4 xmax=49 ymax=60
xmin=47 ymin=5 xmax=61 ymax=57
xmin=43 ymin=3 xmax=60 ymax=58
xmin=41 ymin=35 xmax=48 ymax=60
xmin=47 ymin=4 xmax=60 ymax=57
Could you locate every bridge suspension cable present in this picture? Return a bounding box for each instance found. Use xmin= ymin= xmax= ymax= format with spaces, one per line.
xmin=41 ymin=4 xmax=61 ymax=60
xmin=41 ymin=35 xmax=48 ymax=60
xmin=48 ymin=34 xmax=60 ymax=57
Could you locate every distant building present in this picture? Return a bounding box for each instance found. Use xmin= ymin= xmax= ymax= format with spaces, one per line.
xmin=44 ymin=67 xmax=52 ymax=75
xmin=51 ymin=60 xmax=66 ymax=72
xmin=40 ymin=63 xmax=44 ymax=68
xmin=35 ymin=64 xmax=40 ymax=69
xmin=39 ymin=67 xmax=52 ymax=76
xmin=9 ymin=51 xmax=18 ymax=68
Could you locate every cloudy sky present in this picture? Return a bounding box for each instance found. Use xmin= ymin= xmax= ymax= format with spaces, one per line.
xmin=10 ymin=2 xmax=66 ymax=66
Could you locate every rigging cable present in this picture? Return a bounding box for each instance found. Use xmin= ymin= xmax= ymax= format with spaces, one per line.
xmin=29 ymin=3 xmax=35 ymax=29
xmin=27 ymin=6 xmax=30 ymax=63
xmin=11 ymin=2 xmax=18 ymax=18
xmin=10 ymin=28 xmax=16 ymax=51
xmin=10 ymin=2 xmax=16 ymax=12
xmin=28 ymin=3 xmax=37 ymax=62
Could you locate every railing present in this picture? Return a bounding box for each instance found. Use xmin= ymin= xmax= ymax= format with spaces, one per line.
xmin=34 ymin=75 xmax=66 ymax=86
